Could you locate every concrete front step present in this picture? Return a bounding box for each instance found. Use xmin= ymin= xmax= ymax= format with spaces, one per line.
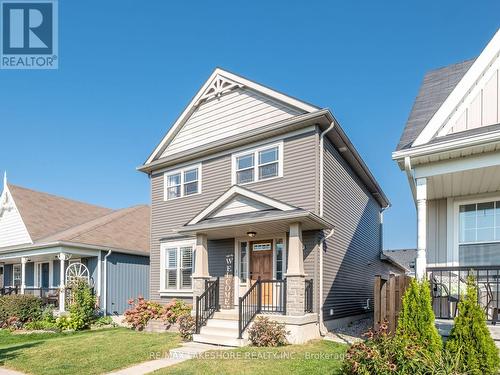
xmin=206 ymin=319 xmax=239 ymax=329
xmin=212 ymin=311 xmax=239 ymax=321
xmin=169 ymin=342 xmax=227 ymax=360
xmin=200 ymin=326 xmax=239 ymax=338
xmin=193 ymin=333 xmax=248 ymax=347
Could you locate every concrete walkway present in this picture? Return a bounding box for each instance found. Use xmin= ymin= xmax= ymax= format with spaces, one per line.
xmin=0 ymin=368 xmax=26 ymax=375
xmin=107 ymin=342 xmax=230 ymax=375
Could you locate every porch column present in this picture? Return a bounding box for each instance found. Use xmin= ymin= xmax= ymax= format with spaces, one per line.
xmin=20 ymin=257 xmax=27 ymax=294
xmin=416 ymin=178 xmax=427 ymax=281
xmin=58 ymin=253 xmax=67 ymax=312
xmin=192 ymin=233 xmax=210 ymax=308
xmin=285 ymin=222 xmax=306 ymax=316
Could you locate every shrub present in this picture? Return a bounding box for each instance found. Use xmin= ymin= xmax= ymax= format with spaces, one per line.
xmin=24 ymin=319 xmax=59 ymax=331
xmin=161 ymin=299 xmax=191 ymax=326
xmin=177 ymin=314 xmax=196 ymax=341
xmin=446 ymin=276 xmax=500 ymax=375
xmin=65 ymin=280 xmax=97 ymax=330
xmin=123 ymin=297 xmax=163 ymax=330
xmin=397 ymin=278 xmax=442 ymax=354
xmin=247 ymin=316 xmax=288 ymax=347
xmin=343 ymin=322 xmax=463 ymax=375
xmin=93 ymin=315 xmax=115 ymax=327
xmin=0 ymin=294 xmax=43 ymax=326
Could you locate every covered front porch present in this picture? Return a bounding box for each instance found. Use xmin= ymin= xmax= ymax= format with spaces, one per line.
xmin=412 ymin=152 xmax=500 ymax=322
xmin=0 ymin=246 xmax=102 ymax=313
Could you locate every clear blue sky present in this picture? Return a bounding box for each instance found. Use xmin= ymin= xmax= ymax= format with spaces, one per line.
xmin=1 ymin=1 xmax=499 ymax=249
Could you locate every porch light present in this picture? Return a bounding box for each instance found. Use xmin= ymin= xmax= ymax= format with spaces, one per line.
xmin=247 ymin=231 xmax=257 ymax=238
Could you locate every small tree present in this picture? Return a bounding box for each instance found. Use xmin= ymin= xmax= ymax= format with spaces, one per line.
xmin=397 ymin=278 xmax=442 ymax=354
xmin=67 ymin=280 xmax=97 ymax=330
xmin=446 ymin=276 xmax=499 ymax=375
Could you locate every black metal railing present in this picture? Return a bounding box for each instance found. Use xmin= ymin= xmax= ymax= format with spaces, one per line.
xmin=23 ymin=288 xmax=60 ymax=307
xmin=195 ymin=277 xmax=220 ymax=334
xmin=0 ymin=286 xmax=19 ymax=296
xmin=238 ymin=278 xmax=287 ymax=338
xmin=427 ymin=266 xmax=500 ymax=323
xmin=305 ymin=279 xmax=313 ymax=313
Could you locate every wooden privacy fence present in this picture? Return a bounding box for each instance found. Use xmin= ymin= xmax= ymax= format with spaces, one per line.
xmin=374 ymin=274 xmax=411 ymax=333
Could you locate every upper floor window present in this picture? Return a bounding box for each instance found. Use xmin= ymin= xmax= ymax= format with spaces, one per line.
xmin=164 ymin=164 xmax=201 ymax=200
xmin=231 ymin=142 xmax=283 ymax=185
xmin=459 ymin=201 xmax=500 ymax=244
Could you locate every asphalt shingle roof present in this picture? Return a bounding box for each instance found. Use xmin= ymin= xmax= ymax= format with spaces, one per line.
xmin=396 ymin=59 xmax=476 ymax=151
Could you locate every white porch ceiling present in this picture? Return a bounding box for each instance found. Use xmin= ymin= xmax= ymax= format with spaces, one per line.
xmin=427 ymin=164 xmax=500 ymax=200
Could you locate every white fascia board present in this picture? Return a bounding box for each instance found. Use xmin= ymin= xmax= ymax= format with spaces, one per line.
xmin=413 ymin=28 xmax=500 ymax=147
xmin=187 ymin=185 xmax=296 ymax=225
xmin=414 ymin=150 xmax=500 ymax=179
xmin=143 ymin=68 xmax=319 ymax=165
xmin=392 ymin=129 xmax=500 ymax=162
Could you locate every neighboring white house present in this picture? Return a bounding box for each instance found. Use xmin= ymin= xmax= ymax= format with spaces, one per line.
xmin=393 ymin=28 xmax=500 ymax=320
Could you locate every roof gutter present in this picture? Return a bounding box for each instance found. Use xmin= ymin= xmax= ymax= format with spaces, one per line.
xmin=318 ymin=121 xmax=335 ymax=336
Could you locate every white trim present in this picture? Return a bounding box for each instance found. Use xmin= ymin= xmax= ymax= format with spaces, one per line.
xmin=188 ymin=185 xmax=295 ymax=225
xmin=159 ymin=239 xmax=195 ymax=293
xmin=97 ymin=251 xmax=101 ymax=298
xmin=144 ymin=68 xmax=318 ymax=165
xmin=414 ymin=149 xmax=500 ymax=178
xmin=413 ymin=28 xmax=500 ymax=146
xmin=231 ymin=141 xmax=284 ymax=186
xmin=437 ymin=55 xmax=500 ymax=137
xmin=163 ymin=163 xmax=202 ymax=201
xmin=34 ymin=261 xmax=53 ymax=288
xmin=0 ymin=182 xmax=33 ymax=246
xmin=0 ymin=248 xmax=99 ymax=261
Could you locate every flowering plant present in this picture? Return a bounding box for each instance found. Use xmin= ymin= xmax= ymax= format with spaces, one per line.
xmin=123 ymin=297 xmax=163 ymax=330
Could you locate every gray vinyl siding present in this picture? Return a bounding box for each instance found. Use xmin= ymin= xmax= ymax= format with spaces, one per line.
xmin=302 ymin=230 xmax=320 ymax=313
xmin=25 ymin=262 xmax=34 ymax=286
xmin=105 ymin=252 xmax=149 ymax=314
xmin=322 ymin=138 xmax=393 ymax=320
xmin=150 ymin=130 xmax=319 ymax=302
xmin=427 ymin=198 xmax=447 ymax=266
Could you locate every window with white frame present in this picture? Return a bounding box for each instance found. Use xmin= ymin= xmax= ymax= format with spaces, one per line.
xmin=13 ymin=264 xmax=21 ymax=287
xmin=459 ymin=201 xmax=500 ymax=244
xmin=240 ymin=241 xmax=248 ymax=283
xmin=275 ymin=239 xmax=285 ymax=280
xmin=232 ymin=142 xmax=283 ymax=185
xmin=164 ymin=165 xmax=201 ymax=200
xmin=161 ymin=241 xmax=194 ymax=291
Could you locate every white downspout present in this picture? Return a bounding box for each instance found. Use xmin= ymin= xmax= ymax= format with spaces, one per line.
xmin=318 ymin=121 xmax=335 ymax=335
xmin=103 ymin=250 xmax=112 ymax=315
xmin=404 ymin=156 xmax=417 ymax=205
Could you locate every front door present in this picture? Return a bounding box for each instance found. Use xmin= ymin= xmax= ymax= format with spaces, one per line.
xmin=250 ymin=240 xmax=273 ymax=305
xmin=36 ymin=262 xmax=50 ymax=288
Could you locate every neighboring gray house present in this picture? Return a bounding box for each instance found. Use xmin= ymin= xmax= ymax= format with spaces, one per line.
xmin=393 ymin=29 xmax=500 ymax=320
xmin=139 ymin=68 xmax=398 ymax=345
xmin=0 ymin=178 xmax=150 ymax=314
xmin=382 ymin=249 xmax=416 ymax=275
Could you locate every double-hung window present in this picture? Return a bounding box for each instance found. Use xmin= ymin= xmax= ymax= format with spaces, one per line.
xmin=232 ymin=142 xmax=283 ymax=185
xmin=161 ymin=241 xmax=194 ymax=291
xmin=164 ymin=164 xmax=201 ymax=200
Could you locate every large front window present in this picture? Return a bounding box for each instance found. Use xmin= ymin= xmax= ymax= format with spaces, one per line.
xmin=232 ymin=142 xmax=283 ymax=185
xmin=161 ymin=241 xmax=194 ymax=291
xmin=459 ymin=201 xmax=500 ymax=265
xmin=164 ymin=164 xmax=201 ymax=200
xmin=459 ymin=201 xmax=500 ymax=244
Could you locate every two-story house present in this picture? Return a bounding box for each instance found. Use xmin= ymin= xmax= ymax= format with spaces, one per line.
xmin=140 ymin=68 xmax=398 ymax=346
xmin=393 ymin=29 xmax=500 ymax=321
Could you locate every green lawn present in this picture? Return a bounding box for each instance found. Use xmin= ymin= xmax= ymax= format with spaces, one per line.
xmin=156 ymin=340 xmax=347 ymax=375
xmin=0 ymin=328 xmax=181 ymax=375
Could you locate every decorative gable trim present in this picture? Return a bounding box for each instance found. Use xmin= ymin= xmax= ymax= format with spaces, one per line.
xmin=187 ymin=185 xmax=296 ymax=225
xmin=195 ymin=75 xmax=243 ymax=106
xmin=0 ymin=175 xmax=33 ymax=248
xmin=144 ymin=68 xmax=319 ymax=165
xmin=413 ymin=28 xmax=500 ymax=147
